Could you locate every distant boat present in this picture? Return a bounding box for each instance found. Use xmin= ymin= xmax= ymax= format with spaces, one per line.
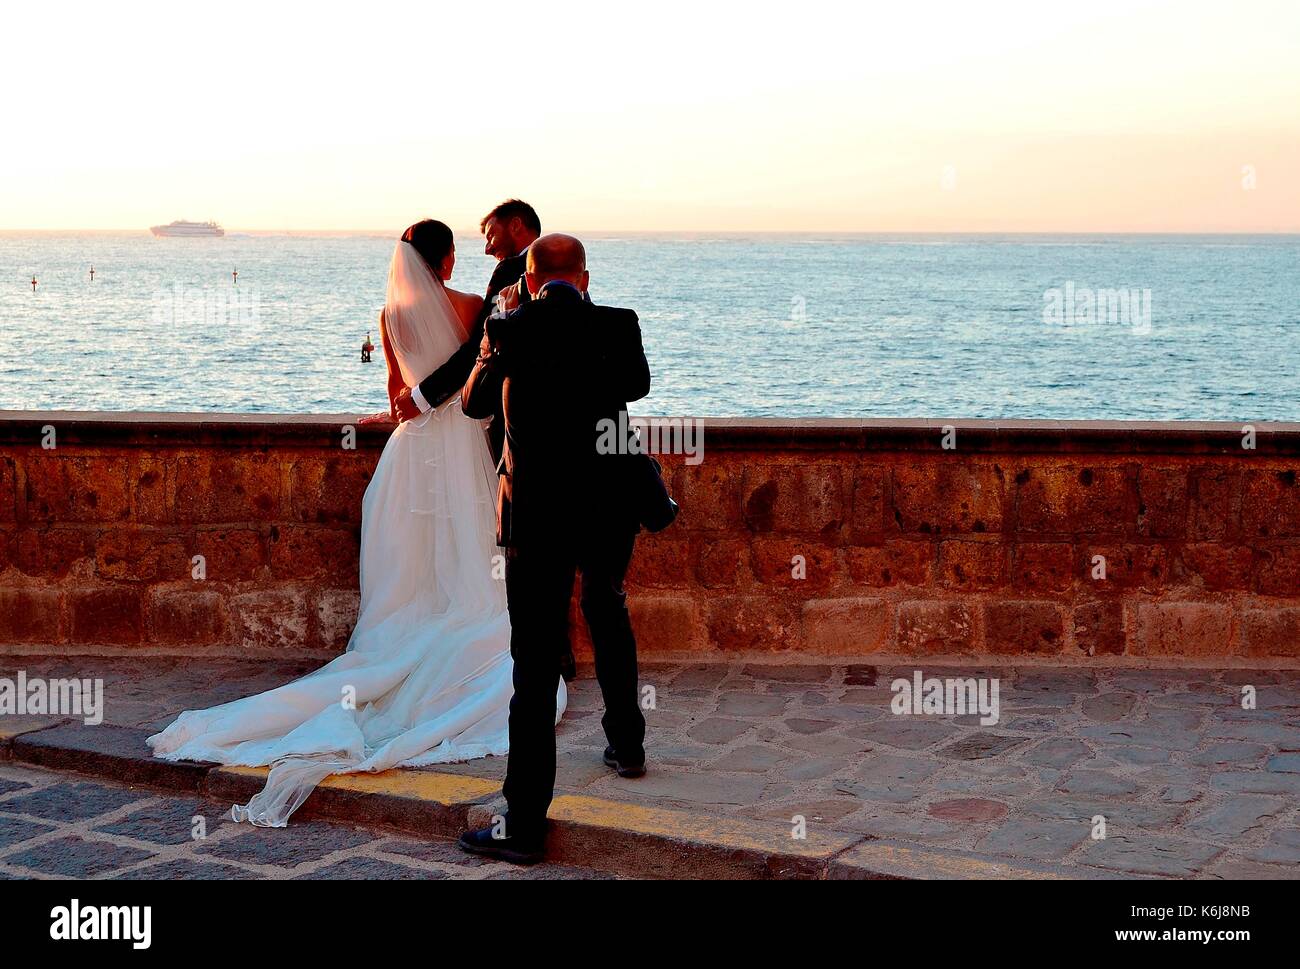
xmin=150 ymin=220 xmax=225 ymax=238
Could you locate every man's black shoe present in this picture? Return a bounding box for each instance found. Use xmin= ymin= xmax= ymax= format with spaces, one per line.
xmin=603 ymin=745 xmax=646 ymax=778
xmin=457 ymin=825 xmax=545 ymax=865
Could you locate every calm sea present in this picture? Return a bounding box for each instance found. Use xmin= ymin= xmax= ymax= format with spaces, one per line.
xmin=2 ymin=232 xmax=1297 ymax=420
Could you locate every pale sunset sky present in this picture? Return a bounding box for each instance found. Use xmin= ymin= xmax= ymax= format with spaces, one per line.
xmin=3 ymin=0 xmax=1297 ymax=232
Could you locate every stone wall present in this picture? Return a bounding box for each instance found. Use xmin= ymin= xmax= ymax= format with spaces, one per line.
xmin=2 ymin=412 xmax=1299 ymax=663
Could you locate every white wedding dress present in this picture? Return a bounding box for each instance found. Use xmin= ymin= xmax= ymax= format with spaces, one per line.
xmin=147 ymin=241 xmax=565 ymax=826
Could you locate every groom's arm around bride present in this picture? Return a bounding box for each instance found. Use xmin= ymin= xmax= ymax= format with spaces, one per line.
xmin=457 ymin=233 xmax=651 ymax=864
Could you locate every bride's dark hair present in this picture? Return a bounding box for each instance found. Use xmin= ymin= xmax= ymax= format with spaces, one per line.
xmin=401 ymin=220 xmax=454 ymax=278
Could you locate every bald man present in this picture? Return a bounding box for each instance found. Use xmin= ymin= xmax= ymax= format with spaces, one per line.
xmin=458 ymin=234 xmax=651 ymax=864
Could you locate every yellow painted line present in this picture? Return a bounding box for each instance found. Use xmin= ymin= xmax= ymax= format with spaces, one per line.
xmin=215 ymin=766 xmax=499 ymax=804
xmin=836 ymin=842 xmax=1067 ymax=880
xmin=548 ymin=794 xmax=859 ymax=859
xmin=209 ymin=766 xmax=873 ymax=869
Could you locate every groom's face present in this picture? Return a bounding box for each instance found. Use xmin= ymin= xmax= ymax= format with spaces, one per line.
xmin=482 ymin=216 xmax=515 ymax=261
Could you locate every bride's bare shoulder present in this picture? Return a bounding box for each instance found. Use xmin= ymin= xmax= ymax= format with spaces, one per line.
xmin=444 ymin=287 xmax=484 ymax=325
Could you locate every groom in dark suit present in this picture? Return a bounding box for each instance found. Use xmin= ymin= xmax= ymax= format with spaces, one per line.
xmin=456 ymin=234 xmax=650 ymax=864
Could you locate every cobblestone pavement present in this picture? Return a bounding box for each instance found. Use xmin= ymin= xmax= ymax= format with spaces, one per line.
xmin=3 ymin=656 xmax=1300 ymax=878
xmin=0 ymin=763 xmax=614 ymax=880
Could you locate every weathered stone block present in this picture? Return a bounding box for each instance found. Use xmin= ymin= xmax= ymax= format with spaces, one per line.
xmin=1256 ymin=545 xmax=1300 ymax=596
xmin=677 ymin=459 xmax=744 ymax=531
xmin=896 ymin=600 xmax=975 ymax=655
xmin=984 ymin=601 xmax=1064 ymax=655
xmin=750 ymin=537 xmax=838 ymax=590
xmin=174 ymin=452 xmax=281 ymax=523
xmin=801 ymin=597 xmax=889 ymax=653
xmin=231 ymin=589 xmax=310 ymax=650
xmin=624 ymin=533 xmax=691 ymax=589
xmin=629 ymin=596 xmax=706 ymax=652
xmin=1137 ymin=466 xmax=1187 ymax=539
xmin=848 ymin=464 xmax=887 ymax=541
xmin=1011 ymin=542 xmax=1075 ymax=592
xmin=741 ymin=464 xmax=844 ymax=536
xmin=1132 ymin=602 xmax=1232 ymax=658
xmin=22 ymin=455 xmax=131 ymax=523
xmin=146 ymin=586 xmax=228 ymax=645
xmin=1084 ymin=544 xmax=1168 ymax=591
xmin=1055 ymin=769 xmax=1141 ymax=798
xmin=196 ymin=527 xmax=267 ymax=582
xmin=1188 ymin=467 xmax=1241 ymax=541
xmin=95 ymin=527 xmax=190 ymax=582
xmin=979 ymin=817 xmax=1086 ymax=862
xmin=1021 ymin=738 xmax=1089 ymax=770
xmin=845 ymin=540 xmax=932 ymax=587
xmin=891 ymin=462 xmax=1003 ymax=535
xmin=938 ymin=733 xmax=1029 ymax=760
xmin=0 ymin=586 xmax=62 ymax=643
xmin=314 ymin=588 xmax=360 ymax=649
xmin=267 ymin=526 xmax=358 ymax=585
xmin=1181 ymin=542 xmax=1253 ymax=591
xmin=1013 ymin=464 xmax=1135 ymax=536
xmin=705 ymin=596 xmax=799 ymax=651
xmin=0 ymin=456 xmax=15 ymax=522
xmin=1071 ymin=600 xmax=1125 ymax=656
xmin=694 ymin=538 xmax=747 ymax=588
xmin=14 ymin=527 xmax=92 ymax=578
xmin=286 ymin=453 xmax=377 ymax=525
xmin=1186 ymin=796 xmax=1283 ymax=841
xmin=938 ymin=540 xmax=1007 ymax=590
xmin=1242 ymin=468 xmax=1300 ymax=538
xmin=68 ymin=586 xmax=143 ymax=645
xmin=1240 ymin=607 xmax=1300 ymax=658
xmin=130 ymin=455 xmax=169 ymax=523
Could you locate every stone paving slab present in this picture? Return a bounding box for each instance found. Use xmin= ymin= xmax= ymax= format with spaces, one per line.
xmin=827 ymin=840 xmax=1133 ymax=880
xmin=3 ymin=779 xmax=149 ymax=821
xmin=6 ymin=835 xmax=158 ymax=878
xmin=2 ymin=656 xmax=1300 ymax=879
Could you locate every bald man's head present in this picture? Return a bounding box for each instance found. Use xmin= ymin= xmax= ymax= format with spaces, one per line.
xmin=524 ymin=233 xmax=589 ymax=296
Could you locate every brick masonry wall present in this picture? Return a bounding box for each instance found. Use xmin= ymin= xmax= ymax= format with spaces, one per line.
xmin=2 ymin=413 xmax=1299 ymax=662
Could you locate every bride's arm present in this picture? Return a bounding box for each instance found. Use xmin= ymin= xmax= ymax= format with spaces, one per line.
xmin=380 ymin=311 xmax=408 ymax=414
xmin=359 ymin=310 xmax=403 ymax=424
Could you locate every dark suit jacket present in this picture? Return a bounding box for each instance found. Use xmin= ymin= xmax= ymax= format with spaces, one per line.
xmin=461 ymin=283 xmax=651 ymax=548
xmin=416 ymin=252 xmax=527 ymax=464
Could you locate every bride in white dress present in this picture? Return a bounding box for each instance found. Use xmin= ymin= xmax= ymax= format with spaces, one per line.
xmin=148 ymin=220 xmax=565 ymax=826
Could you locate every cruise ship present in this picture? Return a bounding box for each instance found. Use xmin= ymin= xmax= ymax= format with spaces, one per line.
xmin=150 ymin=220 xmax=225 ymax=238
